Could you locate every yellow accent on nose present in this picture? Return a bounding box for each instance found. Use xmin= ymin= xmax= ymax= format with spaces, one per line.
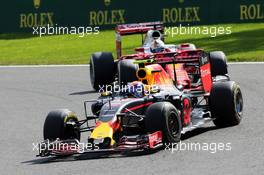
xmin=90 ymin=123 xmax=115 ymax=145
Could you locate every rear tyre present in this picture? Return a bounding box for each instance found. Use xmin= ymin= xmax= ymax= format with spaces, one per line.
xmin=210 ymin=81 xmax=243 ymax=127
xmin=43 ymin=109 xmax=80 ymax=141
xmin=209 ymin=51 xmax=228 ymax=77
xmin=90 ymin=52 xmax=115 ymax=90
xmin=118 ymin=59 xmax=138 ymax=85
xmin=145 ymin=102 xmax=182 ymax=144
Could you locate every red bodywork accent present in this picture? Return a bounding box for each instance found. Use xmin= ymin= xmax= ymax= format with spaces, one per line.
xmin=116 ymin=22 xmax=163 ymax=36
xmin=180 ymin=43 xmax=191 ymax=48
xmin=165 ymin=64 xmax=191 ymax=87
xmin=95 ymin=121 xmax=102 ymax=127
xmin=109 ymin=120 xmax=121 ymax=131
xmin=182 ymin=98 xmax=192 ymax=126
xmin=135 ymin=47 xmax=145 ymax=53
xmin=148 ymin=131 xmax=163 ymax=149
xmin=200 ymin=63 xmax=212 ymax=92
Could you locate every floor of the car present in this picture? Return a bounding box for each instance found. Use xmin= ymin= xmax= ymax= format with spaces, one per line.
xmin=181 ymin=109 xmax=213 ymax=134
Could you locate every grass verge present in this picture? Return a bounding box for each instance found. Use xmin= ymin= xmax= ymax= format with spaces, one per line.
xmin=0 ymin=23 xmax=263 ymax=65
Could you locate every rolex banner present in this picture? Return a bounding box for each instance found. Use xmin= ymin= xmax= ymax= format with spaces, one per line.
xmin=0 ymin=0 xmax=263 ymax=33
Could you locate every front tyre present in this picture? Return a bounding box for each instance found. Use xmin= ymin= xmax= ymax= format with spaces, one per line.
xmin=43 ymin=109 xmax=80 ymax=141
xmin=210 ymin=81 xmax=243 ymax=127
xmin=145 ymin=102 xmax=182 ymax=144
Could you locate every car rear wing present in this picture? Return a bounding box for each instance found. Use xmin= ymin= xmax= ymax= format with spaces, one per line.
xmin=116 ymin=22 xmax=164 ymax=59
xmin=116 ymin=21 xmax=164 ymax=36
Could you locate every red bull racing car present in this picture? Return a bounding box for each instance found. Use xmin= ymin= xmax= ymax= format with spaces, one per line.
xmin=37 ymin=22 xmax=243 ymax=158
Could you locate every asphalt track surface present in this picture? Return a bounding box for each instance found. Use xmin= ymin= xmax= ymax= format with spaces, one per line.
xmin=0 ymin=64 xmax=264 ymax=175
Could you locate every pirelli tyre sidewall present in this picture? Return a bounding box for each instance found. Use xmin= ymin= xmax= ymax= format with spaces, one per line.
xmin=43 ymin=109 xmax=80 ymax=141
xmin=90 ymin=52 xmax=115 ymax=90
xmin=145 ymin=102 xmax=182 ymax=144
xmin=209 ymin=51 xmax=228 ymax=77
xmin=210 ymin=81 xmax=243 ymax=127
xmin=118 ymin=59 xmax=138 ymax=86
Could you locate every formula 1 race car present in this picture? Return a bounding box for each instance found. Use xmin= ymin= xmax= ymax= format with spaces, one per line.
xmin=37 ymin=22 xmax=243 ymax=158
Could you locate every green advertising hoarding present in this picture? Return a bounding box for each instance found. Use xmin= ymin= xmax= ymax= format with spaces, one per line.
xmin=0 ymin=0 xmax=263 ymax=33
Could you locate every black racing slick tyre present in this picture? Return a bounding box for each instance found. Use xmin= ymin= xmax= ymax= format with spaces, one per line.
xmin=90 ymin=52 xmax=115 ymax=90
xmin=118 ymin=59 xmax=138 ymax=85
xmin=209 ymin=51 xmax=228 ymax=77
xmin=145 ymin=102 xmax=182 ymax=144
xmin=210 ymin=81 xmax=243 ymax=127
xmin=43 ymin=109 xmax=80 ymax=141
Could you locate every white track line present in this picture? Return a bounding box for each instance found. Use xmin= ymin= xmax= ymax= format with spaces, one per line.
xmin=0 ymin=62 xmax=263 ymax=68
xmin=228 ymin=62 xmax=264 ymax=65
xmin=0 ymin=64 xmax=89 ymax=68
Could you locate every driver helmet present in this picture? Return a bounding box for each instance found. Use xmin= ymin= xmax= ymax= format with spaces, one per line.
xmin=150 ymin=31 xmax=165 ymax=53
xmin=127 ymin=81 xmax=145 ymax=98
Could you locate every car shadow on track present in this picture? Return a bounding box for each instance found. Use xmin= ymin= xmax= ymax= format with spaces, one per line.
xmin=69 ymin=90 xmax=97 ymax=95
xmin=69 ymin=90 xmax=99 ymax=95
xmin=22 ymin=125 xmax=223 ymax=165
xmin=21 ymin=149 xmax=161 ymax=165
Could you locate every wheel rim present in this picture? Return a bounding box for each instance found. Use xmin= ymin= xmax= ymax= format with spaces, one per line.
xmin=65 ymin=118 xmax=80 ymax=140
xmin=235 ymin=90 xmax=243 ymax=116
xmin=168 ymin=112 xmax=179 ymax=138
